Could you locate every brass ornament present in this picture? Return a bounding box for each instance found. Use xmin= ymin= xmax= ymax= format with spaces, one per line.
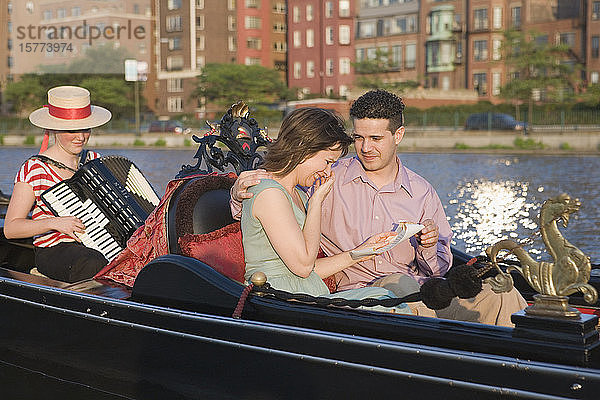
xmin=486 ymin=193 xmax=597 ymax=318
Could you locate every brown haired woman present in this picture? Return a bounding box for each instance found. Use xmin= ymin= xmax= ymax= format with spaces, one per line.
xmin=241 ymin=108 xmax=411 ymax=313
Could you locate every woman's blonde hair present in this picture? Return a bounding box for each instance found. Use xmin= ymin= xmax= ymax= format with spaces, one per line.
xmin=261 ymin=108 xmax=352 ymax=176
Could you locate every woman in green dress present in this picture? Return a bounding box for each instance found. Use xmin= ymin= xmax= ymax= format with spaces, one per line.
xmin=241 ymin=108 xmax=411 ymax=314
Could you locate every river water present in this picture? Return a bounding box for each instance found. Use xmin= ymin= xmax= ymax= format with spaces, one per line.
xmin=1 ymin=147 xmax=598 ymax=262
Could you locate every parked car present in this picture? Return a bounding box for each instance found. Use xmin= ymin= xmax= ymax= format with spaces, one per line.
xmin=149 ymin=120 xmax=191 ymax=135
xmin=465 ymin=113 xmax=527 ymax=132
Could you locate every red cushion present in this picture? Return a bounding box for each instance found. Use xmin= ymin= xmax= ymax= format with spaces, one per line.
xmin=178 ymin=222 xmax=245 ymax=283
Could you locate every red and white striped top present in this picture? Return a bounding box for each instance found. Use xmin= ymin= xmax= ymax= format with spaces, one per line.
xmin=14 ymin=151 xmax=100 ymax=247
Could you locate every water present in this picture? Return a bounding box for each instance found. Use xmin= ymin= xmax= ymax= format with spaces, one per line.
xmin=2 ymin=148 xmax=598 ymax=262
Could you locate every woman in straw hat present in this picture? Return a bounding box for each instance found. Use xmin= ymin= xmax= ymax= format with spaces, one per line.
xmin=4 ymin=86 xmax=112 ymax=282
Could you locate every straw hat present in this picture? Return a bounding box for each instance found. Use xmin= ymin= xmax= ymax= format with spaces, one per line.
xmin=29 ymin=86 xmax=112 ymax=130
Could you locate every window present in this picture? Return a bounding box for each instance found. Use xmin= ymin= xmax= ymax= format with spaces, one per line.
xmin=273 ymin=22 xmax=286 ymax=33
xmin=326 ymin=2 xmax=333 ymax=18
xmin=293 ymin=31 xmax=301 ymax=48
xmin=168 ymin=37 xmax=181 ymax=50
xmin=306 ymin=60 xmax=315 ymax=78
xmin=166 ymin=56 xmax=184 ymax=71
xmin=326 ymin=86 xmax=334 ymax=96
xmin=326 ymin=59 xmax=334 ymax=76
xmin=247 ymin=37 xmax=262 ymax=50
xmin=326 ymin=27 xmax=334 ymax=45
xmin=43 ymin=10 xmax=52 ymax=20
xmin=474 ymin=40 xmax=488 ymax=61
xmin=293 ymin=6 xmax=300 ymax=23
xmin=473 ymin=73 xmax=487 ymax=95
xmin=492 ymin=39 xmax=501 ymax=60
xmin=7 ymin=39 xmax=12 ymax=50
xmin=492 ymin=72 xmax=501 ymax=96
xmin=339 ymin=85 xmax=348 ymax=97
xmin=339 ymin=57 xmax=351 ymax=75
xmin=228 ymin=35 xmax=236 ymax=51
xmin=57 ymin=8 xmax=66 ymax=18
xmin=196 ymin=0 xmax=204 ymax=9
xmin=356 ymin=48 xmax=365 ymax=62
xmin=273 ymin=41 xmax=286 ymax=52
xmin=339 ymin=25 xmax=350 ymax=45
xmin=306 ymin=5 xmax=313 ymax=21
xmin=167 ymin=78 xmax=183 ymax=92
xmin=339 ymin=0 xmax=350 ymax=17
xmin=593 ymin=2 xmax=600 ymax=20
xmin=293 ymin=62 xmax=301 ymax=79
xmin=7 ymin=56 xmax=13 ymax=68
xmin=442 ymin=76 xmax=450 ymax=91
xmin=391 ymin=45 xmax=402 ymax=68
xmin=228 ymin=0 xmax=236 ymax=11
xmin=511 ymin=7 xmax=521 ymax=29
xmin=72 ymin=7 xmax=81 ymax=17
xmin=592 ymin=36 xmax=599 ymax=58
xmin=405 ymin=44 xmax=416 ymax=69
xmin=306 ymin=29 xmax=314 ymax=47
xmin=273 ymin=3 xmax=286 ymax=13
xmin=197 ymin=35 xmax=205 ymax=50
xmin=245 ymin=57 xmax=261 ymax=65
xmin=168 ymin=0 xmax=182 ymax=10
xmin=359 ymin=21 xmax=376 ymax=38
xmin=166 ymin=15 xmax=182 ymax=32
xmin=492 ymin=7 xmax=502 ymax=29
xmin=167 ymin=97 xmax=183 ymax=113
xmin=228 ymin=16 xmax=236 ymax=31
xmin=591 ymin=71 xmax=599 ymax=84
xmin=474 ymin=9 xmax=488 ymax=30
xmin=246 ymin=0 xmax=260 ymax=8
xmin=196 ymin=55 xmax=205 ymax=69
xmin=196 ymin=15 xmax=205 ymax=30
xmin=7 ymin=1 xmax=11 ymax=14
xmin=559 ymin=33 xmax=576 ymax=48
xmin=245 ymin=16 xmax=262 ymax=29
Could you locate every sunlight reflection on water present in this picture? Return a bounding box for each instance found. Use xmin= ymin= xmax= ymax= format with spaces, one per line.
xmin=450 ymin=179 xmax=543 ymax=257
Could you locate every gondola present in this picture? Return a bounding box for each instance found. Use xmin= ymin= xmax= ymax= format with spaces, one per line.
xmin=1 ymin=104 xmax=599 ymax=400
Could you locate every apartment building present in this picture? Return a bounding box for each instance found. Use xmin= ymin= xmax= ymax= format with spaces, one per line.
xmin=154 ymin=0 xmax=288 ymax=117
xmin=237 ymin=0 xmax=287 ymax=73
xmin=355 ymin=0 xmax=420 ymax=87
xmin=287 ymin=0 xmax=355 ymax=98
xmin=7 ymin=0 xmax=152 ymax=74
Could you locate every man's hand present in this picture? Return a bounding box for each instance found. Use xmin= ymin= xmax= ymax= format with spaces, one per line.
xmin=231 ymin=169 xmax=274 ymax=202
xmin=416 ymin=219 xmax=439 ymax=248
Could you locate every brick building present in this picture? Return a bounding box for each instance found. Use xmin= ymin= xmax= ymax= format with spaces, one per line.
xmin=287 ymin=0 xmax=355 ymax=98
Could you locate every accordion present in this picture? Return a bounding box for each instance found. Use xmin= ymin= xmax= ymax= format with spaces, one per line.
xmin=41 ymin=156 xmax=160 ymax=262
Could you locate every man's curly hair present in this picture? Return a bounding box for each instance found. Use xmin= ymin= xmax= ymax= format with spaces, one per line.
xmin=349 ymin=89 xmax=405 ymax=133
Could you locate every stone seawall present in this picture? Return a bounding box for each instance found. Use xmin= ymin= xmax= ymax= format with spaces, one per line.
xmin=2 ymin=131 xmax=600 ymax=152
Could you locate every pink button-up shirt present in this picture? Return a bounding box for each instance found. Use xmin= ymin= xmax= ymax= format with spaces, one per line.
xmin=320 ymin=156 xmax=452 ymax=290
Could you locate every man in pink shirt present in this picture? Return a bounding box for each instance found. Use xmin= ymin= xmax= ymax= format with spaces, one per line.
xmin=232 ymin=89 xmax=526 ymax=326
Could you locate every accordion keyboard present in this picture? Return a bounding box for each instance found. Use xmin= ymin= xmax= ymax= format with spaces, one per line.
xmin=41 ymin=156 xmax=159 ymax=262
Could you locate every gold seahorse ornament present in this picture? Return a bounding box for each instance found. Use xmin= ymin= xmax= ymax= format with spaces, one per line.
xmin=486 ymin=193 xmax=597 ymax=318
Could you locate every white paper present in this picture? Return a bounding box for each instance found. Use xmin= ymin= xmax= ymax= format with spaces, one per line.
xmin=349 ymin=221 xmax=425 ymax=260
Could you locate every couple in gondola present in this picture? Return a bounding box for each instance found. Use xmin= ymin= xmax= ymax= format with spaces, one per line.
xmin=230 ymin=89 xmax=527 ymax=326
xmin=6 ymin=85 xmax=526 ymax=326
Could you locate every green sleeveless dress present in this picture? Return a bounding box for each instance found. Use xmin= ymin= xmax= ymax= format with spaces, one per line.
xmin=241 ymin=179 xmax=411 ymax=314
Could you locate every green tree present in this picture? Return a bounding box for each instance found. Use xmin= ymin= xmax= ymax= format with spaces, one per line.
xmin=193 ymin=63 xmax=291 ymax=112
xmin=499 ymin=29 xmax=582 ymax=123
xmin=79 ymin=77 xmax=136 ymax=119
xmin=353 ymin=49 xmax=419 ymax=92
xmin=4 ymin=74 xmax=45 ymax=116
xmin=38 ymin=45 xmax=132 ymax=75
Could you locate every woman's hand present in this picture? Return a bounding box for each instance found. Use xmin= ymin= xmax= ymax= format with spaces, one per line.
xmin=309 ymin=172 xmax=335 ymax=204
xmin=351 ymin=231 xmax=398 ymax=261
xmin=52 ymin=216 xmax=86 ymax=241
